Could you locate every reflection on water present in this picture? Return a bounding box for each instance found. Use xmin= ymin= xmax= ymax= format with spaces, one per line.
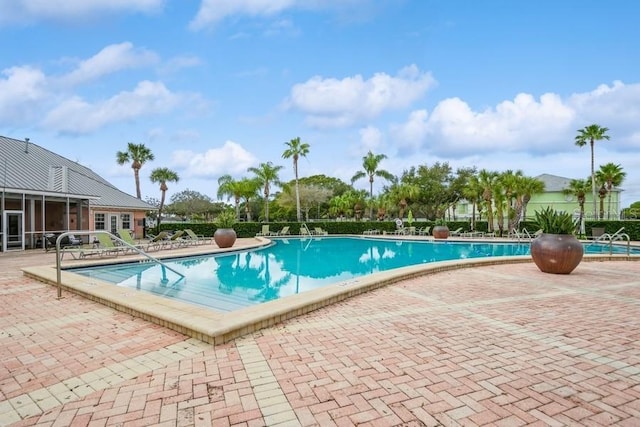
xmin=70 ymin=237 xmax=625 ymax=312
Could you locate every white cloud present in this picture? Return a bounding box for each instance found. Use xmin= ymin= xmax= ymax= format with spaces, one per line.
xmin=379 ymin=81 xmax=640 ymax=205
xmin=190 ymin=0 xmax=297 ymax=30
xmin=390 ymin=109 xmax=429 ymax=155
xmin=568 ymin=81 xmax=640 ymax=150
xmin=42 ymin=81 xmax=195 ymax=134
xmin=61 ymin=42 xmax=159 ymax=86
xmin=389 ymin=92 xmax=575 ymax=157
xmin=171 ymin=141 xmax=258 ymax=177
xmin=286 ymin=65 xmax=435 ymax=128
xmin=358 ymin=126 xmax=384 ymax=153
xmin=0 ymin=0 xmax=164 ymax=25
xmin=0 ymin=66 xmax=48 ymax=125
xmin=159 ymin=55 xmax=203 ymax=76
xmin=0 ymin=43 xmax=209 ymax=133
xmin=263 ymin=18 xmax=300 ymax=37
xmin=190 ymin=0 xmax=375 ymax=30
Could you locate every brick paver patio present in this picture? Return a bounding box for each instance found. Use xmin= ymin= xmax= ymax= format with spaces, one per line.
xmin=1 ymin=246 xmax=640 ymax=426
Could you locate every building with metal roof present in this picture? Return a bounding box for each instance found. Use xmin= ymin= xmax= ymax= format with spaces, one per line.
xmin=1 ymin=135 xmax=155 ymax=251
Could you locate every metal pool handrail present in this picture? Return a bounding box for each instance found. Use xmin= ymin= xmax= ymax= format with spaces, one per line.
xmin=54 ymin=230 xmax=185 ymax=299
xmin=590 ymin=227 xmax=631 ymax=256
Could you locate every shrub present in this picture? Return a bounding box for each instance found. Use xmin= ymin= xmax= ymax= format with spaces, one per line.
xmin=533 ymin=207 xmax=576 ymax=235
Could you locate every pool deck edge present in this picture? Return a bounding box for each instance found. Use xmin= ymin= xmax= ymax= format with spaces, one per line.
xmin=21 ymin=247 xmax=640 ymax=346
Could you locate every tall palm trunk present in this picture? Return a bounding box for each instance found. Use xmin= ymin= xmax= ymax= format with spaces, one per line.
xmin=234 ymin=197 xmax=241 ymax=219
xmin=133 ymin=167 xmax=142 ymax=199
xmin=508 ymin=198 xmax=523 ymax=232
xmin=522 ymin=195 xmax=531 ymax=222
xmin=577 ymin=195 xmax=586 ymax=236
xmin=599 ymin=186 xmax=606 ymax=220
xmin=158 ymin=184 xmax=167 ymax=228
xmin=606 ymin=183 xmax=613 ymax=219
xmin=264 ymin=188 xmax=270 ymax=222
xmin=590 ymin=141 xmax=596 ymax=219
xmin=471 ymin=202 xmax=476 ymax=231
xmin=369 ymin=177 xmax=374 ymax=219
xmin=294 ymin=158 xmax=301 ymax=221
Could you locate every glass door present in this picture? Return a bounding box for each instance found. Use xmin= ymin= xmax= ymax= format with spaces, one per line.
xmin=109 ymin=214 xmax=119 ymax=235
xmin=3 ymin=211 xmax=24 ymax=251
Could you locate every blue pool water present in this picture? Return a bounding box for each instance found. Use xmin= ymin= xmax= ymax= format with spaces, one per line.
xmin=70 ymin=237 xmax=637 ymax=312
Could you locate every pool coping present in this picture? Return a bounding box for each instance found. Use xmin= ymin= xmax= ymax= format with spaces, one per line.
xmin=21 ymin=236 xmax=640 ymax=345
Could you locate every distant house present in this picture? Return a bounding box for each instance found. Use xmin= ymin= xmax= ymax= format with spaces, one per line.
xmin=527 ymin=174 xmax=622 ymax=220
xmin=452 ymin=173 xmax=623 ymax=222
xmin=0 ymin=136 xmax=155 ymax=251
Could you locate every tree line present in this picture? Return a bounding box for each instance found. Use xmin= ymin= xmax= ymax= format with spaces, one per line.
xmin=115 ymin=124 xmax=630 ymax=230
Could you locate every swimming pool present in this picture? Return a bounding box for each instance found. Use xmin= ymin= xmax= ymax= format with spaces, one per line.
xmin=69 ymin=237 xmax=638 ymax=313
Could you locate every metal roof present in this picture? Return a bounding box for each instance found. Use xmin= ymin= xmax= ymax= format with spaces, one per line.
xmin=0 ymin=135 xmax=154 ymax=210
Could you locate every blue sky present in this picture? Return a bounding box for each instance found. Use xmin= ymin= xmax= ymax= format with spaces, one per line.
xmin=1 ymin=0 xmax=639 ymax=209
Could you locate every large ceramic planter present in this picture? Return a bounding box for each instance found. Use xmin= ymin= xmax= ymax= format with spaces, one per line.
xmin=432 ymin=225 xmax=449 ymax=239
xmin=214 ymin=228 xmax=237 ymax=248
xmin=530 ymin=233 xmax=583 ymax=274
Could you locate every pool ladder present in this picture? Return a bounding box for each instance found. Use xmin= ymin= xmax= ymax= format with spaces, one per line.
xmin=588 ymin=227 xmax=631 ymax=256
xmin=300 ymin=223 xmax=312 ymax=236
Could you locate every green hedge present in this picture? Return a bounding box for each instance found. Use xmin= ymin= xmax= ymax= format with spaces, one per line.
xmin=158 ymin=220 xmax=639 ymax=241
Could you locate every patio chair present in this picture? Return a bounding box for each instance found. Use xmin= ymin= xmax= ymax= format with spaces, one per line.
xmin=117 ymin=229 xmax=145 ymax=251
xmin=44 ymin=233 xmax=83 ymax=251
xmin=274 ymin=226 xmax=290 ymax=236
xmin=145 ymin=231 xmax=170 ymax=251
xmin=95 ymin=233 xmax=129 ymax=256
xmin=393 ymin=227 xmax=408 ymax=235
xmin=314 ymin=227 xmax=328 ymax=235
xmin=300 ymin=226 xmax=312 ymax=236
xmin=256 ymin=224 xmax=271 ymax=236
xmin=589 ymin=227 xmax=606 ymax=241
xmin=64 ymin=234 xmax=83 ymax=247
xmin=184 ymin=228 xmax=211 ymax=245
xmin=61 ymin=245 xmax=107 ymax=260
xmin=418 ymin=226 xmax=431 ymax=236
xmin=449 ymin=227 xmax=464 ymax=237
xmin=167 ymin=230 xmax=190 ymax=248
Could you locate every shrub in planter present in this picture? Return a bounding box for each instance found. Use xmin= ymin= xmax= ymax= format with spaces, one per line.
xmin=530 ymin=207 xmax=583 ymax=274
xmin=432 ymin=218 xmax=449 ymax=239
xmin=213 ymin=210 xmax=237 ymax=248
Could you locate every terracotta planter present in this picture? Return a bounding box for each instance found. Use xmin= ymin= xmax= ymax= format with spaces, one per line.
xmin=432 ymin=225 xmax=449 ymax=239
xmin=530 ymin=233 xmax=584 ymax=274
xmin=214 ymin=228 xmax=237 ymax=248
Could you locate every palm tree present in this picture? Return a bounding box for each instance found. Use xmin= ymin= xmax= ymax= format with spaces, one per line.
xmin=462 ymin=174 xmax=483 ymax=231
xmin=248 ymin=162 xmax=284 ymax=222
xmin=328 ymin=193 xmax=351 ymax=219
xmin=237 ymin=178 xmax=261 ymax=222
xmin=575 ymin=124 xmax=610 ymax=219
xmin=598 ymin=183 xmax=607 ymax=221
xmin=478 ymin=169 xmax=499 ymax=232
xmin=498 ymin=170 xmax=523 ymax=233
xmin=116 ymin=142 xmax=155 ymax=199
xmin=149 ymin=167 xmax=179 ymax=229
xmin=595 ymin=163 xmax=626 ymax=219
xmin=217 ymin=175 xmax=244 ymax=220
xmin=388 ymin=182 xmax=420 ymax=220
xmin=563 ymin=178 xmax=590 ymax=236
xmin=282 ymin=137 xmax=310 ymax=222
xmin=351 ymin=151 xmax=395 ymax=220
xmin=492 ymin=182 xmax=507 ymax=236
xmin=519 ymin=176 xmax=545 ymax=223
